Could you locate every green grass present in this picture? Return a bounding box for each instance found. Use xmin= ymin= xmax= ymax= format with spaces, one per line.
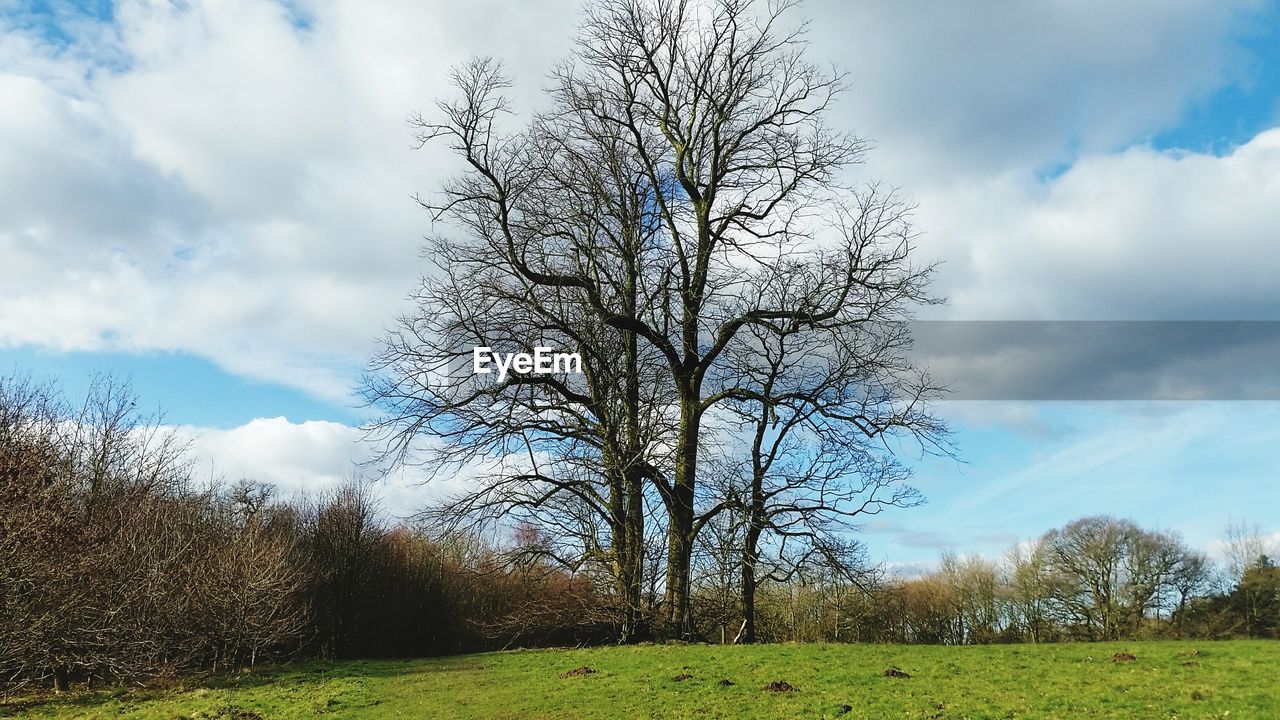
xmin=4 ymin=640 xmax=1277 ymax=719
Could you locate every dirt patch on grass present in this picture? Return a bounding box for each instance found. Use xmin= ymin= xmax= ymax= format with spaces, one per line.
xmin=672 ymin=673 xmax=693 ymax=682
xmin=883 ymin=667 xmax=912 ymax=678
xmin=1111 ymin=653 xmax=1137 ymax=663
xmin=559 ymin=666 xmax=597 ymax=678
xmin=764 ymin=680 xmax=795 ymax=692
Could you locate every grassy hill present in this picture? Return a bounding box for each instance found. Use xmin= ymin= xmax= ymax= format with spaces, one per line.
xmin=5 ymin=640 xmax=1277 ymax=719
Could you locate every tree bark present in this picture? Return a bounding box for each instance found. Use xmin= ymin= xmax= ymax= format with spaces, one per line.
xmin=740 ymin=479 xmax=765 ymax=644
xmin=663 ymin=390 xmax=700 ymax=638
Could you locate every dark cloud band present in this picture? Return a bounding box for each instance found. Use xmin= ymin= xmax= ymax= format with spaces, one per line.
xmin=910 ymin=321 xmax=1280 ymax=400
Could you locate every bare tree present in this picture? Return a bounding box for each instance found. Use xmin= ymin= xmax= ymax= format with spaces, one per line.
xmin=1001 ymin=541 xmax=1055 ymax=643
xmin=1221 ymin=520 xmax=1278 ymax=589
xmin=1040 ymin=516 xmax=1200 ymax=640
xmin=368 ymin=0 xmax=942 ymax=639
xmin=717 ymin=255 xmax=941 ymax=642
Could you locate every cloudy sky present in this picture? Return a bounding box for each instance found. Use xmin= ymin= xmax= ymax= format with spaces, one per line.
xmin=3 ymin=0 xmax=1279 ymax=568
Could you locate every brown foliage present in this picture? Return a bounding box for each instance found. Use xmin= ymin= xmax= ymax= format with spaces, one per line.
xmin=1 ymin=376 xmax=622 ymax=693
xmin=0 ymin=377 xmax=306 ymax=692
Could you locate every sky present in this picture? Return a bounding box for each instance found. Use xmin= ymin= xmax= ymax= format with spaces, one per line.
xmin=2 ymin=0 xmax=1280 ymax=570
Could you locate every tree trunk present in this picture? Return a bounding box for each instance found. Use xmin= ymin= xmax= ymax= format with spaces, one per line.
xmin=663 ymin=392 xmax=700 ymax=638
xmin=740 ymin=552 xmax=757 ymax=643
xmin=663 ymin=501 xmax=694 ymax=638
xmin=625 ymin=468 xmax=645 ymax=638
xmin=611 ymin=464 xmax=647 ymax=643
xmin=616 ymin=245 xmax=647 ymax=643
xmin=739 ymin=477 xmax=765 ymax=644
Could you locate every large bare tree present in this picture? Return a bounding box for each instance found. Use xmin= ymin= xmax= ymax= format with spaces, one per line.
xmin=368 ymin=0 xmax=943 ymax=638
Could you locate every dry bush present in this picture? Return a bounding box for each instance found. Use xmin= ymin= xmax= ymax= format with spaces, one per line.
xmin=0 ymin=377 xmax=308 ymax=693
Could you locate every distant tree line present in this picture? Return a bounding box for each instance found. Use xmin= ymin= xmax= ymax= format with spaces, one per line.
xmin=708 ymin=517 xmax=1279 ymax=645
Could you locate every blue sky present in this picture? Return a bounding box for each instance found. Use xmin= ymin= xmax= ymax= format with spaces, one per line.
xmin=1 ymin=346 xmax=359 ymax=427
xmin=2 ymin=0 xmax=1280 ymax=567
xmin=1152 ymin=5 xmax=1280 ymax=154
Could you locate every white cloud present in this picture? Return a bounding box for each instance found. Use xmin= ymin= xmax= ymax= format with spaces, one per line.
xmin=181 ymin=415 xmax=460 ymax=519
xmin=810 ymin=0 xmax=1267 ymax=179
xmin=918 ymin=128 xmax=1280 ymax=320
xmin=0 ymin=0 xmax=576 ymax=400
xmin=1 ymin=0 xmax=1277 ymax=405
xmin=186 ymin=416 xmax=362 ymax=493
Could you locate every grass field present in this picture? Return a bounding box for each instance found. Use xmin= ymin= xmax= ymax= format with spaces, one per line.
xmin=4 ymin=640 xmax=1277 ymax=719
